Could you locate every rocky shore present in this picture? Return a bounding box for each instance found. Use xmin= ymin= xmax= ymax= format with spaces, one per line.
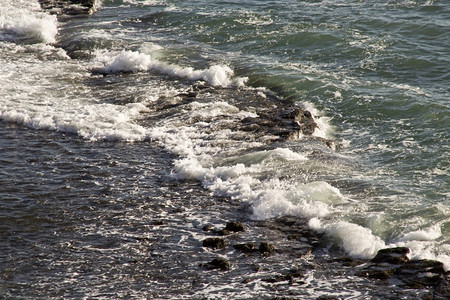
xmin=197 ymin=216 xmax=449 ymax=299
xmin=36 ymin=2 xmax=449 ymax=299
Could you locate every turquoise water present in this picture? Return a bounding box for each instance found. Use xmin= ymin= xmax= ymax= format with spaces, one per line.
xmin=0 ymin=0 xmax=449 ymax=297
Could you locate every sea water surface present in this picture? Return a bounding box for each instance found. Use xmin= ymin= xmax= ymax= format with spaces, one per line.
xmin=1 ymin=0 xmax=449 ymax=298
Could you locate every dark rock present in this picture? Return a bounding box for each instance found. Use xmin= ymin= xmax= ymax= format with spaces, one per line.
xmin=204 ymin=257 xmax=230 ymax=271
xmin=263 ymin=269 xmax=304 ymax=285
xmin=202 ymin=225 xmax=213 ymax=232
xmin=225 ymin=221 xmax=245 ymax=232
xmin=234 ymin=243 xmax=256 ymax=253
xmin=259 ymin=242 xmax=275 ymax=255
xmin=435 ymin=273 xmax=450 ymax=300
xmin=334 ymin=257 xmax=364 ymax=267
xmin=152 ymin=220 xmax=164 ymax=226
xmin=218 ymin=229 xmax=231 ymax=236
xmin=39 ymin=0 xmax=96 ymax=15
xmin=371 ymin=247 xmax=410 ymax=265
xmin=396 ymin=260 xmax=445 ymax=287
xmin=202 ymin=238 xmax=226 ymax=249
xmin=241 ymin=278 xmax=253 ymax=284
xmin=356 ymin=264 xmax=397 ymax=280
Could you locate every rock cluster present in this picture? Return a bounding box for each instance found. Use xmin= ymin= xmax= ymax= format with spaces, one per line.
xmin=200 ymin=220 xmax=281 ymax=272
xmin=355 ymin=247 xmax=449 ymax=298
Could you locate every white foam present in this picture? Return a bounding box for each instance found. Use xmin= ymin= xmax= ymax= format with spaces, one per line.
xmin=311 ymin=219 xmax=386 ymax=258
xmin=99 ymin=50 xmax=248 ymax=87
xmin=398 ymin=225 xmax=442 ymax=242
xmin=0 ymin=46 xmax=158 ymax=142
xmin=0 ymin=0 xmax=58 ymax=44
xmin=301 ymin=101 xmax=334 ymax=139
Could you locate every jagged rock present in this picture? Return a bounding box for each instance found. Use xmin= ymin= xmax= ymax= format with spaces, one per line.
xmin=371 ymin=247 xmax=410 ymax=264
xmin=234 ymin=242 xmax=256 ymax=253
xmin=202 ymin=238 xmax=226 ymax=249
xmin=259 ymin=242 xmax=275 ymax=255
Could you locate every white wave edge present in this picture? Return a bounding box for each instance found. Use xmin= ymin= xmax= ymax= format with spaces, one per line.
xmin=309 ymin=218 xmax=450 ymax=271
xmin=99 ymin=50 xmax=248 ymax=88
xmin=0 ymin=0 xmax=58 ymax=44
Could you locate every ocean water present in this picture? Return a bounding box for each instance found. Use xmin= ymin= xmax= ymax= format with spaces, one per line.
xmin=1 ymin=0 xmax=448 ymax=298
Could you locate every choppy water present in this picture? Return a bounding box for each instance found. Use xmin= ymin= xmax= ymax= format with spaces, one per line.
xmin=1 ymin=0 xmax=449 ymax=298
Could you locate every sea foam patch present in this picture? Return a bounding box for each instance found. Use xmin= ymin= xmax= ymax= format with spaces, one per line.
xmin=98 ymin=50 xmax=248 ymax=87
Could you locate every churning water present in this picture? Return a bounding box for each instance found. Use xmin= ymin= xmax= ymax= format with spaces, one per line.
xmin=1 ymin=0 xmax=448 ymax=298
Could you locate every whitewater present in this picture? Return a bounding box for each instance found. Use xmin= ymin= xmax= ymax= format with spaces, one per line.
xmin=1 ymin=0 xmax=448 ymax=298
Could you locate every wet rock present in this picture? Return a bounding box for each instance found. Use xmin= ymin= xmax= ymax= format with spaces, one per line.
xmin=202 ymin=238 xmax=226 ymax=249
xmin=202 ymin=257 xmax=230 ymax=271
xmin=39 ymin=0 xmax=96 ymax=15
xmin=218 ymin=221 xmax=245 ymax=235
xmin=152 ymin=220 xmax=164 ymax=226
xmin=371 ymin=247 xmax=410 ymax=265
xmin=225 ymin=221 xmax=245 ymax=232
xmin=355 ymin=264 xmax=397 ymax=280
xmin=259 ymin=242 xmax=275 ymax=255
xmin=218 ymin=229 xmax=231 ymax=236
xmin=234 ymin=242 xmax=256 ymax=253
xmin=397 ymin=260 xmax=445 ymax=288
xmin=263 ymin=269 xmax=304 ymax=285
xmin=333 ymin=257 xmax=364 ymax=267
xmin=202 ymin=225 xmax=213 ymax=232
xmin=435 ymin=273 xmax=450 ymax=300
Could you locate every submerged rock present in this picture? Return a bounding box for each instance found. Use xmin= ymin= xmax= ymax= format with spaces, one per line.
xmin=234 ymin=242 xmax=256 ymax=253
